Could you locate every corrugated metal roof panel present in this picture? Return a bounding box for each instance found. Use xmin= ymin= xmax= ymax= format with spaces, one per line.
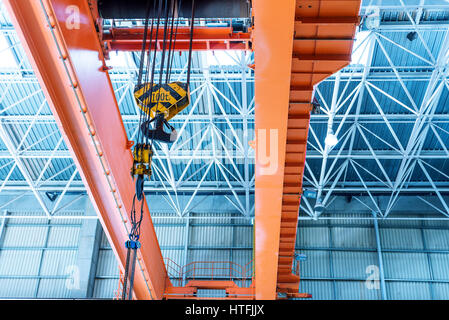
xmin=299 ymin=250 xmax=331 ymax=278
xmin=39 ymin=250 xmax=77 ymax=276
xmin=46 ymin=227 xmax=80 ymax=247
xmin=233 ymin=226 xmax=252 ymax=247
xmin=380 ymin=228 xmax=424 ymax=249
xmin=423 ymin=218 xmax=449 ymax=228
xmin=423 ymin=229 xmax=449 ymax=250
xmin=155 ymin=224 xmax=185 ymax=246
xmin=100 ymin=231 xmax=112 ymax=249
xmin=188 ymin=250 xmax=230 ymax=267
xmin=297 ymin=227 xmax=329 ymax=247
xmin=299 ymin=280 xmax=334 ymax=300
xmin=378 ymin=217 xmax=423 ymax=228
xmin=428 ymin=253 xmax=449 ymax=281
xmin=161 ymin=249 xmax=184 ymax=266
xmin=327 ymin=213 xmax=374 ymax=226
xmin=2 ymin=225 xmax=48 ymax=247
xmin=433 ymin=283 xmax=449 ymax=300
xmin=332 ymin=227 xmax=376 ymax=249
xmin=36 ymin=279 xmax=73 ymax=298
xmin=232 ymin=250 xmax=252 ymax=272
xmin=189 ymin=226 xmax=233 ymax=246
xmin=383 ymin=252 xmax=430 ymax=279
xmin=0 ymin=279 xmax=38 ymax=298
xmin=0 ymin=250 xmax=41 ymax=275
xmin=4 ymin=211 xmax=52 ymax=225
xmin=387 ymin=281 xmax=431 ymax=300
xmin=93 ymin=279 xmax=117 ymax=299
xmin=335 ymin=281 xmax=381 ymax=300
xmin=332 ymin=251 xmax=378 ymax=278
xmin=96 ymin=250 xmax=119 ymax=277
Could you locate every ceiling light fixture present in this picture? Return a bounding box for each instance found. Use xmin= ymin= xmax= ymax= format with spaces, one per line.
xmin=407 ymin=31 xmax=418 ymax=42
xmin=325 ymin=131 xmax=339 ymax=147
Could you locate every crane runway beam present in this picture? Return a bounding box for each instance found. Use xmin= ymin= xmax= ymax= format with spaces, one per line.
xmin=102 ymin=26 xmax=252 ymax=52
xmin=97 ymin=0 xmax=251 ymax=19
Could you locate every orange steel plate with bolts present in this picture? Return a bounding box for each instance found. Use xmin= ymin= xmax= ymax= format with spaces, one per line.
xmin=103 ymin=27 xmax=252 ymax=52
xmin=253 ymin=0 xmax=297 ymax=300
xmin=274 ymin=0 xmax=361 ymax=299
xmin=4 ymin=0 xmax=168 ymax=299
xmin=164 ymin=282 xmax=255 ymax=300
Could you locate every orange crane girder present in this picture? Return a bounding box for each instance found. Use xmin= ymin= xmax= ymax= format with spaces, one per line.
xmin=4 ymin=0 xmax=169 ymax=299
xmin=253 ymin=0 xmax=297 ymax=300
xmin=103 ymin=27 xmax=251 ymax=52
xmin=254 ymin=0 xmax=361 ymax=299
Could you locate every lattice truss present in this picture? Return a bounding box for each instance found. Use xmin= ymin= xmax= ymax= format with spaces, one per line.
xmin=0 ymin=1 xmax=448 ymax=219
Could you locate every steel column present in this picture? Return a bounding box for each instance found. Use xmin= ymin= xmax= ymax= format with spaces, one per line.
xmin=372 ymin=212 xmax=387 ymax=300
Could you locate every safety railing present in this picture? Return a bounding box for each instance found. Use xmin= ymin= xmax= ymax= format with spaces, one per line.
xmin=164 ymin=258 xmax=254 ymax=287
xmin=113 ymin=269 xmax=125 ymax=300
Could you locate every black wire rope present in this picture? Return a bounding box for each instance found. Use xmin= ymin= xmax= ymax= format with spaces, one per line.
xmin=186 ymin=0 xmax=195 ymax=88
xmin=143 ymin=0 xmax=164 ymax=146
xmin=125 ymin=0 xmax=195 ymax=300
xmin=165 ymin=0 xmax=176 ymax=84
xmin=167 ymin=0 xmax=182 ymax=82
xmin=136 ymin=0 xmax=153 ymax=146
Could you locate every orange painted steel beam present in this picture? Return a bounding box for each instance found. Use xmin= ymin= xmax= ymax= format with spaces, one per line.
xmin=164 ymin=285 xmax=255 ymax=300
xmin=275 ymin=0 xmax=361 ymax=299
xmin=185 ymin=280 xmax=237 ymax=289
xmin=164 ymin=296 xmax=255 ymax=300
xmin=253 ymin=0 xmax=297 ymax=300
xmin=4 ymin=0 xmax=168 ymax=299
xmin=103 ymin=26 xmax=251 ymax=51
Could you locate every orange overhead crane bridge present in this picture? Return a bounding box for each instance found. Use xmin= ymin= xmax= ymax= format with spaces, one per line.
xmin=5 ymin=0 xmax=360 ymax=299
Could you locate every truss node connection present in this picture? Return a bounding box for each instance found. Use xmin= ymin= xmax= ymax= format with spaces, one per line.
xmin=1 ymin=2 xmax=449 ymax=220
